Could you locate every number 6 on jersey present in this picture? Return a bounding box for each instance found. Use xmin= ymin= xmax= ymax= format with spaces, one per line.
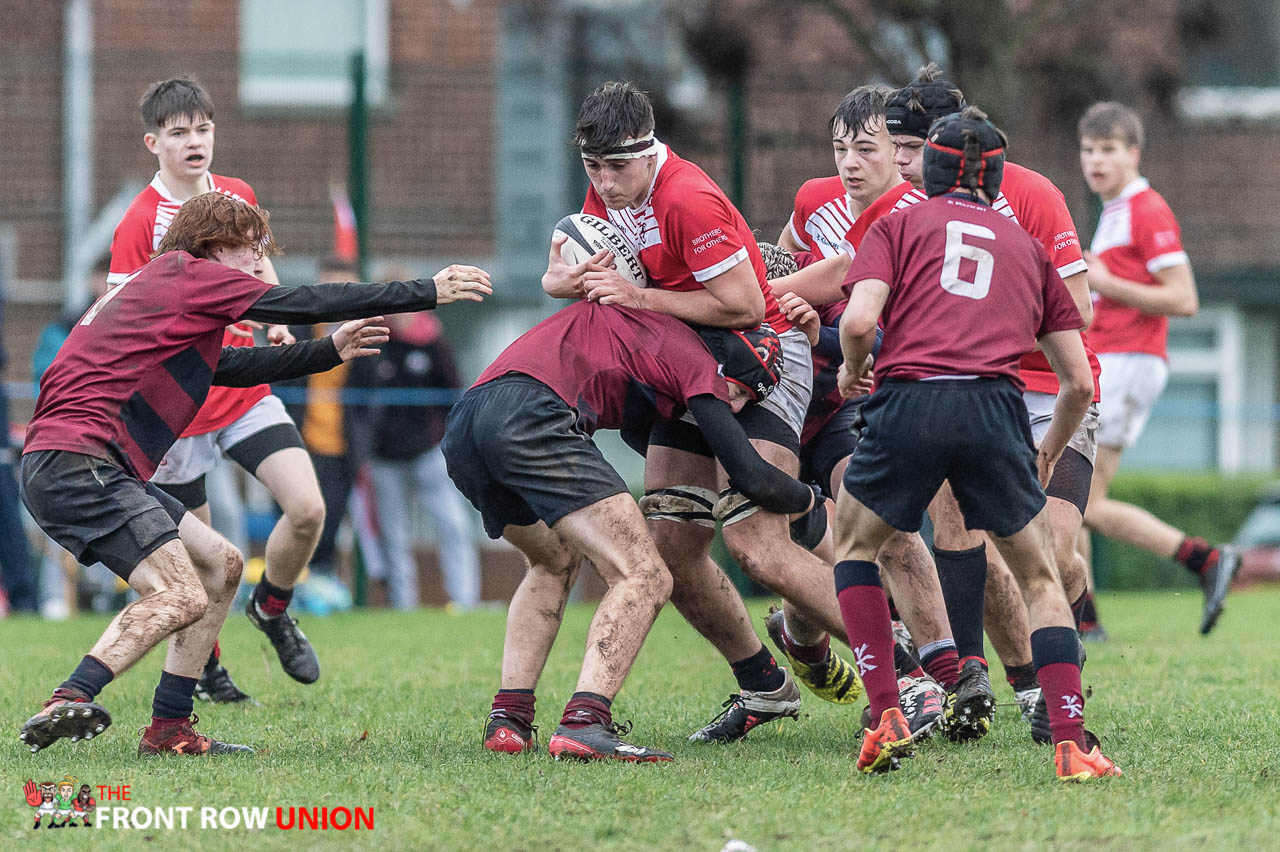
xmin=940 ymin=220 xmax=995 ymax=300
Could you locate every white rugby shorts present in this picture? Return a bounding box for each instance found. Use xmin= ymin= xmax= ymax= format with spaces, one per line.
xmin=1095 ymin=352 xmax=1169 ymax=449
xmin=1023 ymin=390 xmax=1099 ymax=463
xmin=152 ymin=394 xmax=295 ymax=485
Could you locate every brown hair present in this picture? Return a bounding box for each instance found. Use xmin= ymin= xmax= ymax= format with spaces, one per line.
xmin=140 ymin=77 xmax=214 ymax=131
xmin=154 ymin=192 xmax=280 ymax=260
xmin=1078 ymin=101 xmax=1144 ymax=148
xmin=572 ymin=81 xmax=655 ymax=153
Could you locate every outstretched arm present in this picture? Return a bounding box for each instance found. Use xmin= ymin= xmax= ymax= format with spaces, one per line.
xmin=687 ymin=395 xmax=815 ymax=515
xmin=213 ymin=318 xmax=388 ymax=387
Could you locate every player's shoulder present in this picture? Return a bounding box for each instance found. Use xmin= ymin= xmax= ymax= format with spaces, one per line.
xmin=1001 ymin=161 xmax=1067 ymax=204
xmin=210 ymin=173 xmax=258 ymax=204
xmin=117 ymin=182 xmax=165 ymax=225
xmin=795 ymin=176 xmax=845 ymax=208
xmin=1128 ymin=183 xmax=1178 ymax=219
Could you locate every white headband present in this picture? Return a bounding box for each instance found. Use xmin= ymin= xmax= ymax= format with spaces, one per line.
xmin=582 ymin=132 xmax=659 ymax=160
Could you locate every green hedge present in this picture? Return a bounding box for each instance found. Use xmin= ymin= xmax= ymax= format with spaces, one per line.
xmin=1091 ymin=472 xmax=1268 ymax=590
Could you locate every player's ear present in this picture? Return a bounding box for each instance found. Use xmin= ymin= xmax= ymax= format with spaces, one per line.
xmin=143 ymin=132 xmax=159 ymax=154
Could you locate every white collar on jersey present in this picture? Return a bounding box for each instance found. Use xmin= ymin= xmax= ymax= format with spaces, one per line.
xmin=150 ymin=171 xmax=215 ymax=204
xmin=1106 ymin=176 xmax=1151 ymax=207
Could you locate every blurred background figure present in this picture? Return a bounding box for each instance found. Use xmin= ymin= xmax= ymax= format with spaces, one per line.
xmin=351 ymin=265 xmax=479 ymax=611
xmin=0 ymin=259 xmax=37 ymax=615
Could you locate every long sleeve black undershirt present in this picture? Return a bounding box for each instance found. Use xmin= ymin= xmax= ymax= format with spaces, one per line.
xmin=240 ymin=279 xmax=437 ymax=325
xmin=686 ymin=395 xmax=814 ymax=515
xmin=213 ymin=337 xmax=342 ymax=387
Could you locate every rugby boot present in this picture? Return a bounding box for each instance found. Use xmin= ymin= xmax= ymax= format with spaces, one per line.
xmin=195 ymin=659 xmax=257 ymax=705
xmin=246 ymin=598 xmax=320 ymax=684
xmin=1200 ymin=545 xmax=1240 ymax=635
xmin=898 ymin=675 xmax=945 ymax=740
xmin=764 ymin=608 xmax=862 ymax=704
xmin=137 ymin=714 xmax=254 ymax=756
xmin=941 ymin=658 xmax=995 ymax=742
xmin=1029 ymin=691 xmax=1052 ymax=744
xmin=19 ymin=690 xmax=111 ymax=753
xmin=687 ymin=669 xmax=801 ymax=743
xmin=548 ymin=721 xmax=673 ymax=763
xmin=483 ymin=714 xmax=537 ymax=754
xmin=857 ymin=706 xmax=914 ymax=774
xmin=1054 ymin=739 xmax=1122 ymax=780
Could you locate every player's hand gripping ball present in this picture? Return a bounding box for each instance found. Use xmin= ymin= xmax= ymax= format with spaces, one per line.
xmin=554 ymin=213 xmax=648 ymax=288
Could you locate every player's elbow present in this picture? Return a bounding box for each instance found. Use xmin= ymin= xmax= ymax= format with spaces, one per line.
xmin=1170 ymin=290 xmax=1198 ymax=318
xmin=839 ymin=308 xmax=876 ymax=340
xmin=1065 ymin=368 xmax=1094 ymax=407
xmin=1077 ymin=300 xmax=1094 ymax=329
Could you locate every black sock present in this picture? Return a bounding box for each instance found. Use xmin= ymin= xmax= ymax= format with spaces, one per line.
xmin=1003 ymin=661 xmax=1038 ymax=692
xmin=1080 ymin=591 xmax=1099 ymax=627
xmin=893 ymin=641 xmax=922 ymax=677
xmin=150 ymin=671 xmax=198 ymax=721
xmin=58 ymin=656 xmax=114 ymax=700
xmin=730 ymin=644 xmax=786 ymax=694
xmin=253 ymin=576 xmax=294 ymax=618
xmin=934 ymin=544 xmax=988 ymax=663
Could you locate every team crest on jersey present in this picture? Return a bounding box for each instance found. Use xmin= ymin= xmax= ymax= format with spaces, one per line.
xmin=611 ymin=204 xmax=661 ymax=253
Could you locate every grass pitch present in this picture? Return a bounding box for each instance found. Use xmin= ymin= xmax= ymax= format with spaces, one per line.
xmin=1 ymin=588 xmax=1278 ymax=850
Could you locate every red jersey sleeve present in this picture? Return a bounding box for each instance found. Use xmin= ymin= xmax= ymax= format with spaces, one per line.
xmin=180 ymin=256 xmax=275 ymax=329
xmin=663 ymin=186 xmax=751 ymax=282
xmin=1003 ymin=168 xmax=1086 ymax=279
xmin=1131 ymin=192 xmax=1187 ymax=274
xmin=842 ymin=217 xmax=897 ymax=297
xmin=108 ymin=204 xmax=158 ymax=285
xmin=787 ymin=182 xmax=818 ymax=250
xmin=1037 ymin=250 xmax=1085 ymax=337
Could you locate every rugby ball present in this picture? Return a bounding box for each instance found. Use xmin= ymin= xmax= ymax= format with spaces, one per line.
xmin=554 ymin=213 xmax=648 ymax=287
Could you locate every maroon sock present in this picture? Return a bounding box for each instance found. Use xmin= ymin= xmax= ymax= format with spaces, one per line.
xmin=920 ymin=645 xmax=961 ymax=690
xmin=781 ymin=623 xmax=830 ymax=666
xmin=1031 ymin=626 xmax=1087 ymax=749
xmin=560 ymin=692 xmax=612 ymax=730
xmin=834 ymin=560 xmax=898 ymax=722
xmin=1175 ymin=536 xmax=1214 ymax=577
xmin=491 ymin=689 xmax=535 ymax=728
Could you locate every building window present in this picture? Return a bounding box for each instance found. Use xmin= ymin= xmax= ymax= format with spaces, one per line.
xmin=1178 ymin=0 xmax=1280 ymax=120
xmin=239 ymin=0 xmax=388 ymax=108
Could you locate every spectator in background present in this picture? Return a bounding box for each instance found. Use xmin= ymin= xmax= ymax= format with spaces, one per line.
xmin=283 ymin=256 xmax=365 ymax=581
xmin=350 ymin=268 xmax=480 ymax=610
xmin=0 ymin=265 xmax=38 ymax=614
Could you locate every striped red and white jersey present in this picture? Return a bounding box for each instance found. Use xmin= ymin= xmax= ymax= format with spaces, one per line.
xmin=108 ymin=172 xmax=258 ymax=284
xmin=1087 ymin=177 xmax=1187 ymax=360
xmin=785 ymin=177 xmax=858 ymax=258
xmin=108 ymin=171 xmax=269 ymax=438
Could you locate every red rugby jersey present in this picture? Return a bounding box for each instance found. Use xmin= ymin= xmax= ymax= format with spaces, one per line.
xmin=786 ymin=176 xmax=856 ymax=258
xmin=847 ymin=194 xmax=1083 ymax=387
xmin=1087 ymin=177 xmax=1187 ymax=359
xmin=25 ymin=253 xmax=273 ymax=480
xmin=582 ymin=144 xmax=792 ymax=334
xmin=475 ymin=302 xmax=728 ymax=435
xmin=109 ymin=172 xmax=270 ymax=438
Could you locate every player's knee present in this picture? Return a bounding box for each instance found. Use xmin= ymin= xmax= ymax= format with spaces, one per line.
xmin=220 ymin=546 xmax=245 ymax=596
xmin=285 ymin=495 xmax=326 ymax=541
xmin=170 ymin=581 xmax=210 ymax=628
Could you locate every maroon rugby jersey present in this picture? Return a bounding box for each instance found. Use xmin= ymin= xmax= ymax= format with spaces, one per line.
xmin=24 ymin=252 xmax=273 ymax=478
xmin=846 ymin=194 xmax=1083 ymax=388
xmin=474 ymin=301 xmax=728 ymax=434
